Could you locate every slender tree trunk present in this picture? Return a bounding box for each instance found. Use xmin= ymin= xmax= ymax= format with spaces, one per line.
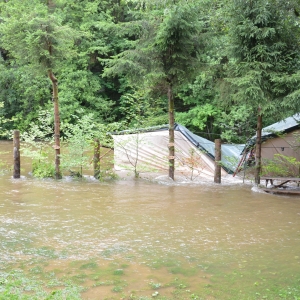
xmin=255 ymin=108 xmax=262 ymax=185
xmin=48 ymin=69 xmax=61 ymax=179
xmin=168 ymin=82 xmax=175 ymax=180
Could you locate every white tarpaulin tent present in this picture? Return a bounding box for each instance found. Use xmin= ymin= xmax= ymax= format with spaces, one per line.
xmin=111 ymin=124 xmax=244 ymax=179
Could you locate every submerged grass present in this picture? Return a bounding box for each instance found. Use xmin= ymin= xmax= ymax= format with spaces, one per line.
xmin=1 ymin=246 xmax=300 ymax=299
xmin=0 ymin=266 xmax=300 ymax=300
xmin=0 ymin=269 xmax=83 ymax=300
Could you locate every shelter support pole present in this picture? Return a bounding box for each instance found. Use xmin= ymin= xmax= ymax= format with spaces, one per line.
xmin=94 ymin=138 xmax=100 ymax=179
xmin=254 ymin=110 xmax=262 ymax=185
xmin=214 ymin=139 xmax=221 ymax=184
xmin=13 ymin=130 xmax=21 ymax=179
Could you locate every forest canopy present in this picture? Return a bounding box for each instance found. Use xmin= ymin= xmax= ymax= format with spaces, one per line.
xmin=1 ymin=0 xmax=300 ymax=143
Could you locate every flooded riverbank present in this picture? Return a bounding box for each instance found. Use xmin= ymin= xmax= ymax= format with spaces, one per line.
xmin=0 ymin=141 xmax=300 ymax=299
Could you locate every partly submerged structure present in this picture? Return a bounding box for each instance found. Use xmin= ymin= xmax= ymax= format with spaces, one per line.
xmin=111 ymin=124 xmax=244 ymax=179
xmin=237 ymin=114 xmax=300 ymax=173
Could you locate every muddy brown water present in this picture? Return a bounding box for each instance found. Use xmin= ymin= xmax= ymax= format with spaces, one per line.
xmin=0 ymin=141 xmax=300 ymax=299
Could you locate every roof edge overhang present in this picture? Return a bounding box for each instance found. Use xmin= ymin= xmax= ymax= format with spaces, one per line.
xmin=242 ymin=114 xmax=300 ymax=153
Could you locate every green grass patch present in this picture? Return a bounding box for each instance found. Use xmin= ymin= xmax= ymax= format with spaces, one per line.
xmin=169 ymin=266 xmax=198 ymax=277
xmin=0 ymin=269 xmax=83 ymax=300
xmin=113 ymin=269 xmax=124 ymax=276
xmin=149 ymin=258 xmax=180 ymax=269
xmin=70 ymin=273 xmax=88 ymax=284
xmin=79 ymin=261 xmax=98 ymax=270
xmin=205 ymin=268 xmax=300 ymax=300
xmin=23 ymin=246 xmax=58 ymax=259
xmin=111 ymin=285 xmax=123 ymax=293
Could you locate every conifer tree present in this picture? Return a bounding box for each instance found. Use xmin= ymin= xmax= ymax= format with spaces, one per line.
xmin=0 ymin=0 xmax=77 ymax=178
xmin=225 ymin=0 xmax=300 ymax=183
xmin=104 ymin=3 xmax=205 ymax=179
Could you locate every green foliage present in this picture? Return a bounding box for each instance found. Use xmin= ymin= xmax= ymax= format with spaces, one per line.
xmin=0 ymin=59 xmax=51 ymax=132
xmin=58 ymin=67 xmax=115 ymax=123
xmin=0 ymin=0 xmax=77 ymax=71
xmin=61 ymin=115 xmax=117 ymax=179
xmin=225 ymin=0 xmax=300 ymax=117
xmin=1 ymin=0 xmax=300 ymax=142
xmin=262 ymin=154 xmax=300 ymax=177
xmin=216 ymin=105 xmax=257 ymax=143
xmin=176 ymin=104 xmax=220 ymax=140
xmin=21 ymin=110 xmax=55 ymax=178
xmin=0 ymin=102 xmax=11 ymax=139
xmin=118 ymin=89 xmax=167 ymax=128
xmin=61 ymin=113 xmax=97 ymax=177
xmin=32 ymin=160 xmax=55 ymax=179
xmin=103 ymin=2 xmax=206 ymax=110
xmin=153 ymin=3 xmax=203 ymax=84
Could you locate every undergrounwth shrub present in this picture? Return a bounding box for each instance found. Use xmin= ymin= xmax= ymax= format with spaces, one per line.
xmin=262 ymin=154 xmax=300 ymax=177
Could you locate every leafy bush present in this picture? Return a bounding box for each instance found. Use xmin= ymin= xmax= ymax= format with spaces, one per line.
xmin=21 ymin=110 xmax=55 ymax=178
xmin=32 ymin=160 xmax=55 ymax=178
xmin=262 ymin=154 xmax=300 ymax=177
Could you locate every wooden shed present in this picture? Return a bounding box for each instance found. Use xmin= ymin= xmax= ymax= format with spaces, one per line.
xmin=238 ymin=114 xmax=300 ymax=174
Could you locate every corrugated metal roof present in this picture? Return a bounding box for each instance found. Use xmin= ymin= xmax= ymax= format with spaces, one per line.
xmin=261 ymin=114 xmax=300 ymax=136
xmin=243 ymin=114 xmax=300 ymax=151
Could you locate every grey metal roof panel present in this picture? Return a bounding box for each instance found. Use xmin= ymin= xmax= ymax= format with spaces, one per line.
xmin=175 ymin=124 xmax=244 ymax=173
xmin=243 ymin=114 xmax=300 ymax=152
xmin=261 ymin=114 xmax=300 ymax=136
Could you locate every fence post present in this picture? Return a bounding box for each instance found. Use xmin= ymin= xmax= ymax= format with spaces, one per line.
xmin=13 ymin=130 xmax=21 ymax=179
xmin=94 ymin=138 xmax=100 ymax=179
xmin=254 ymin=109 xmax=262 ymax=185
xmin=214 ymin=139 xmax=221 ymax=184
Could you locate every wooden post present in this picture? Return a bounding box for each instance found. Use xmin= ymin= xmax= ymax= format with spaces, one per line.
xmin=255 ymin=108 xmax=262 ymax=185
xmin=94 ymin=139 xmax=100 ymax=179
xmin=214 ymin=139 xmax=221 ymax=184
xmin=13 ymin=130 xmax=21 ymax=179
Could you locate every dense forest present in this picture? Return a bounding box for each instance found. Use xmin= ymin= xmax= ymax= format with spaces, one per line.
xmin=1 ymin=0 xmax=300 ymax=144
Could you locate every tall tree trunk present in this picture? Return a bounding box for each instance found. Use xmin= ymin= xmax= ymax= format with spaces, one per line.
xmin=48 ymin=69 xmax=61 ymax=179
xmin=93 ymin=138 xmax=100 ymax=179
xmin=168 ymin=82 xmax=175 ymax=180
xmin=255 ymin=107 xmax=262 ymax=185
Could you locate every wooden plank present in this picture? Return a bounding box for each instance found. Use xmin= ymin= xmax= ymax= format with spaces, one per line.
xmin=274 ymin=180 xmax=291 ymax=188
xmin=261 ymin=177 xmax=300 ymax=181
xmin=262 ymin=188 xmax=300 ymax=195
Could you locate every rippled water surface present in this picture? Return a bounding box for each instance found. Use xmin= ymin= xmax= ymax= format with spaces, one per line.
xmin=0 ymin=141 xmax=300 ymax=299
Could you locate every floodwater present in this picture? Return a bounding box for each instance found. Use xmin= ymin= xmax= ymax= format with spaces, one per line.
xmin=0 ymin=141 xmax=300 ymax=299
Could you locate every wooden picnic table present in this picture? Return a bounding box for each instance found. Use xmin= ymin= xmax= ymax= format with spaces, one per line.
xmin=260 ymin=177 xmax=300 ymax=195
xmin=260 ymin=177 xmax=300 ymax=188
